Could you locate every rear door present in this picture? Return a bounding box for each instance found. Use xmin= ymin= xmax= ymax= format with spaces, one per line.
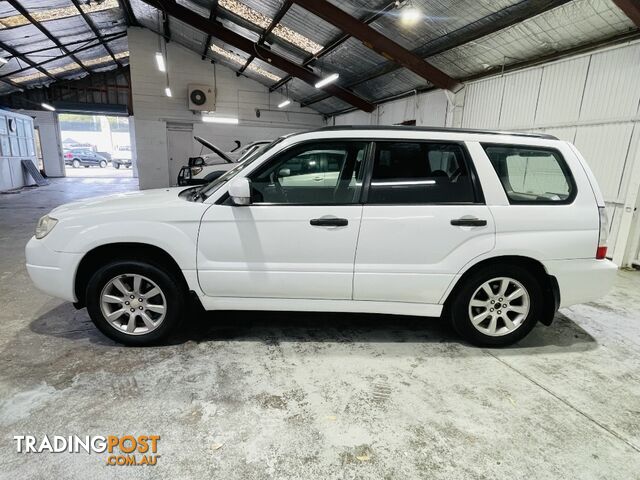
xmin=353 ymin=140 xmax=495 ymax=304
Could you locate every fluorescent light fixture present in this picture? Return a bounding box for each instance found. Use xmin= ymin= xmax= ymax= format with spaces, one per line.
xmin=155 ymin=52 xmax=166 ymax=72
xmin=165 ymin=87 xmax=172 ymax=97
xmin=400 ymin=7 xmax=421 ymax=25
xmin=0 ymin=57 xmax=8 ymax=65
xmin=315 ymin=73 xmax=339 ymax=89
xmin=41 ymin=102 xmax=55 ymax=111
xmin=278 ymin=99 xmax=291 ymax=108
xmin=202 ymin=116 xmax=239 ymax=124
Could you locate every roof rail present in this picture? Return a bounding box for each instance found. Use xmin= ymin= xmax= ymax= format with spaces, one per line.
xmin=312 ymin=125 xmax=558 ymax=140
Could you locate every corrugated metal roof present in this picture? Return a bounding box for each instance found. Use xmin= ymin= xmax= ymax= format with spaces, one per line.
xmin=0 ymin=0 xmax=638 ymax=117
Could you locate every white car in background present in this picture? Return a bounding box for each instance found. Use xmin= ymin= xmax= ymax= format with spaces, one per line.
xmin=111 ymin=145 xmax=132 ymax=169
xmin=177 ymin=137 xmax=271 ymax=185
xmin=26 ymin=126 xmax=617 ymax=347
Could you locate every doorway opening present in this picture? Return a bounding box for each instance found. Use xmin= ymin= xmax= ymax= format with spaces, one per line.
xmin=59 ymin=113 xmax=133 ymax=178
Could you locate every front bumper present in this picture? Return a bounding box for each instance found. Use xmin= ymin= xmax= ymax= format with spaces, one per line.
xmin=543 ymin=258 xmax=618 ymax=308
xmin=25 ymin=237 xmax=83 ymax=302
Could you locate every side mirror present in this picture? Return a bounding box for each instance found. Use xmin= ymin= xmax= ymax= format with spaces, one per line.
xmin=278 ymin=168 xmax=291 ymax=178
xmin=228 ymin=177 xmax=251 ymax=206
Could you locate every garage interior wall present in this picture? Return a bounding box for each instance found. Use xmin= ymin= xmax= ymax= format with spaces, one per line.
xmin=128 ymin=27 xmax=325 ymax=190
xmin=332 ymin=39 xmax=640 ymax=268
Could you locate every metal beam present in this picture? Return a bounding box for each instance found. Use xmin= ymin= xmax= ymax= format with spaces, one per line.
xmin=70 ymin=0 xmax=122 ymax=67
xmin=301 ymin=0 xmax=572 ymax=108
xmin=142 ymin=0 xmax=375 ymax=112
xmin=292 ymin=0 xmax=458 ymax=91
xmin=7 ymin=0 xmax=91 ymax=74
xmin=118 ymin=0 xmax=139 ymax=27
xmin=270 ymin=0 xmax=396 ymax=92
xmin=201 ymin=1 xmax=219 ymax=60
xmin=16 ymin=31 xmax=127 ymax=58
xmin=163 ymin=11 xmax=172 ymax=42
xmin=238 ymin=0 xmax=293 ymax=76
xmin=612 ymin=0 xmax=640 ymax=27
xmin=0 ymin=39 xmax=57 ymax=80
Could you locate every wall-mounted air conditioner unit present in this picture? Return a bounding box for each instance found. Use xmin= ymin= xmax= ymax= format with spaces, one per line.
xmin=188 ymin=84 xmax=215 ymax=111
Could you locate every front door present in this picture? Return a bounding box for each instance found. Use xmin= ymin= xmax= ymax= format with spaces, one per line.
xmin=166 ymin=123 xmax=193 ymax=186
xmin=354 ymin=140 xmax=496 ymax=304
xmin=197 ymin=140 xmax=369 ymax=300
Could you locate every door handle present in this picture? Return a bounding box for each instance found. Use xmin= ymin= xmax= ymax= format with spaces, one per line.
xmin=451 ymin=218 xmax=487 ymax=227
xmin=310 ymin=217 xmax=348 ymax=227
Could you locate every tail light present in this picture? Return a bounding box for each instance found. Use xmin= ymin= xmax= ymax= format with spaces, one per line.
xmin=596 ymin=206 xmax=608 ymax=259
xmin=64 ymin=152 xmax=72 ymax=159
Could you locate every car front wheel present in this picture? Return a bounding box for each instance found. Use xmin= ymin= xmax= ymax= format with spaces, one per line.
xmin=99 ymin=160 xmax=107 ymax=168
xmin=114 ymin=163 xmax=120 ymax=169
xmin=449 ymin=265 xmax=542 ymax=347
xmin=86 ymin=261 xmax=185 ymax=346
xmin=72 ymin=159 xmax=80 ymax=168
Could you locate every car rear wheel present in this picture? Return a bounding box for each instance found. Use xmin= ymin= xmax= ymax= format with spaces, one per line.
xmin=449 ymin=265 xmax=542 ymax=347
xmin=99 ymin=160 xmax=107 ymax=168
xmin=72 ymin=159 xmax=80 ymax=168
xmin=86 ymin=260 xmax=185 ymax=346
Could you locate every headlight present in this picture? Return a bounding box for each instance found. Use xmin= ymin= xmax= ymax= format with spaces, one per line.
xmin=191 ymin=167 xmax=203 ymax=176
xmin=35 ymin=215 xmax=58 ymax=239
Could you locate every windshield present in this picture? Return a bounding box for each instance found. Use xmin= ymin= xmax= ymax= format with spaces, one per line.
xmin=195 ymin=137 xmax=284 ymax=200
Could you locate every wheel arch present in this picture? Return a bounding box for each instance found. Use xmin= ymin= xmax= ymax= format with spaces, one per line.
xmin=443 ymin=255 xmax=560 ymax=326
xmin=74 ymin=242 xmax=188 ymax=307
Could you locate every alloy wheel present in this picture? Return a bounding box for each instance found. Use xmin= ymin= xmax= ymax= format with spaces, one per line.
xmin=99 ymin=274 xmax=167 ymax=335
xmin=467 ymin=277 xmax=530 ymax=337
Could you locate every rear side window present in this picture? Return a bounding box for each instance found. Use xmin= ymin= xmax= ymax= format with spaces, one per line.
xmin=483 ymin=145 xmax=575 ymax=204
xmin=368 ymin=142 xmax=478 ymax=204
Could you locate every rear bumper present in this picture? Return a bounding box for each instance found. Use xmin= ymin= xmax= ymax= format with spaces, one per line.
xmin=25 ymin=237 xmax=82 ymax=302
xmin=543 ymin=258 xmax=618 ymax=308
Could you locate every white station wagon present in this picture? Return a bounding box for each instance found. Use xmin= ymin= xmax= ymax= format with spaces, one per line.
xmin=26 ymin=126 xmax=617 ymax=347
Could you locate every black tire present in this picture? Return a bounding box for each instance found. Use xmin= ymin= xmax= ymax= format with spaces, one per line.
xmin=86 ymin=260 xmax=185 ymax=346
xmin=114 ymin=163 xmax=120 ymax=169
xmin=448 ymin=264 xmax=543 ymax=347
xmin=84 ymin=165 xmax=90 ymax=168
xmin=99 ymin=160 xmax=107 ymax=168
xmin=72 ymin=159 xmax=81 ymax=168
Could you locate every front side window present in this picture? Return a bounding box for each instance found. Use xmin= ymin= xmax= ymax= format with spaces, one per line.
xmin=483 ymin=145 xmax=574 ymax=203
xmin=249 ymin=141 xmax=368 ymax=204
xmin=368 ymin=142 xmax=477 ymax=204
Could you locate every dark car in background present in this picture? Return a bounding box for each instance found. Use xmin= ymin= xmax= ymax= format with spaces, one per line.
xmin=64 ymin=148 xmax=108 ymax=168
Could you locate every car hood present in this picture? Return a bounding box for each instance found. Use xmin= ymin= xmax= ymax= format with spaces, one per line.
xmin=50 ymin=187 xmax=187 ymax=218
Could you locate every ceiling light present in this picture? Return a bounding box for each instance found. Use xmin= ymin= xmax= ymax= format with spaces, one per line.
xmin=278 ymin=100 xmax=291 ymax=108
xmin=202 ymin=115 xmax=239 ymax=124
xmin=41 ymin=103 xmax=55 ymax=111
xmin=155 ymin=52 xmax=166 ymax=72
xmin=0 ymin=57 xmax=8 ymax=65
xmin=400 ymin=6 xmax=421 ymax=25
xmin=165 ymin=87 xmax=172 ymax=97
xmin=315 ymin=73 xmax=339 ymax=89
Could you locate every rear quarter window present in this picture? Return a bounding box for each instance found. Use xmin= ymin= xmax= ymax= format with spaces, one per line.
xmin=482 ymin=144 xmax=576 ymax=204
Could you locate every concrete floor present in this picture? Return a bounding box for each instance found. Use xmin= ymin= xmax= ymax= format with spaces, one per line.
xmin=1 ymin=177 xmax=639 ymax=479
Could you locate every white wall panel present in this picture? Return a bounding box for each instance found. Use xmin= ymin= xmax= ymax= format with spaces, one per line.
xmin=461 ymin=77 xmax=504 ymax=129
xmin=574 ymin=123 xmax=634 ymax=202
xmin=534 ymin=56 xmax=590 ymax=126
xmin=579 ymin=44 xmax=640 ymax=121
xmin=417 ymin=91 xmax=448 ymax=127
xmin=499 ymin=69 xmax=543 ymax=128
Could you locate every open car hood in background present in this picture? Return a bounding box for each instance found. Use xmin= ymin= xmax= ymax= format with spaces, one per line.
xmin=194 ymin=136 xmax=233 ymax=163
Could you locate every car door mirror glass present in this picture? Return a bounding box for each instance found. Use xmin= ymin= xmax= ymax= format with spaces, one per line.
xmin=278 ymin=168 xmax=290 ymax=178
xmin=228 ymin=177 xmax=251 ymax=206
